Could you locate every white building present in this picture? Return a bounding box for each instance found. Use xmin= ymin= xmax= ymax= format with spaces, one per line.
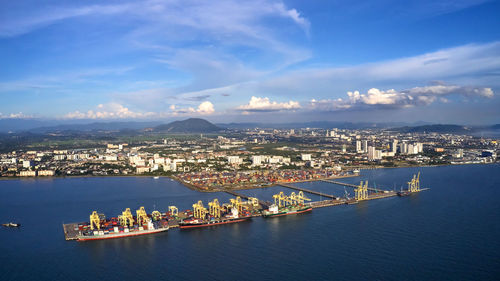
xmin=301 ymin=154 xmax=312 ymax=161
xmin=362 ymin=140 xmax=368 ymax=153
xmin=227 ymin=156 xmax=243 ymax=165
xmin=356 ymin=140 xmax=362 ymax=153
xmin=20 ymin=170 xmax=36 ymax=177
xmin=251 ymin=155 xmax=263 ymax=166
xmin=38 ymin=170 xmax=55 ymax=176
xmin=22 ymin=160 xmax=32 ymax=168
xmin=367 ymin=146 xmax=382 ymax=160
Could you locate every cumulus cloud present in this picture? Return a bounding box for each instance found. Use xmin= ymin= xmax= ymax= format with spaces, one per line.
xmin=64 ymin=103 xmax=155 ymax=119
xmin=169 ymin=101 xmax=215 ymax=116
xmin=310 ymin=84 xmax=494 ymax=111
xmin=0 ymin=112 xmax=33 ymax=119
xmin=237 ymin=96 xmax=301 ymax=112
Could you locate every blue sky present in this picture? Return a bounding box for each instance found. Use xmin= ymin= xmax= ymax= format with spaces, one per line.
xmin=0 ymin=0 xmax=499 ymax=124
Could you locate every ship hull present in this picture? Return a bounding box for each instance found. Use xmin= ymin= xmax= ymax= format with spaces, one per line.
xmin=77 ymin=227 xmax=168 ymax=241
xmin=179 ymin=217 xmax=251 ymax=229
xmin=262 ymin=207 xmax=312 ymax=218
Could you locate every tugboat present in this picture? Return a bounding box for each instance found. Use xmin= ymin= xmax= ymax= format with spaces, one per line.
xmin=2 ymin=222 xmax=21 ymax=227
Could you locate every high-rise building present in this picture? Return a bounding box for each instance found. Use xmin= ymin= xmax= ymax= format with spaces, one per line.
xmin=362 ymin=140 xmax=368 ymax=153
xmin=356 ymin=140 xmax=362 ymax=153
xmin=391 ymin=140 xmax=398 ymax=153
xmin=368 ymin=146 xmax=382 ymax=160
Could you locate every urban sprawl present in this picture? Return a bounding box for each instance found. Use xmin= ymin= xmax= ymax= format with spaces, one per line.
xmin=1 ymin=128 xmax=497 ymax=191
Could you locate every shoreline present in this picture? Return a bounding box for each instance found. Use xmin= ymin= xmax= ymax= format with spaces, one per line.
xmin=0 ymin=162 xmax=496 ymax=185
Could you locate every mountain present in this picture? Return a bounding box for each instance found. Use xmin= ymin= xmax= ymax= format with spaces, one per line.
xmin=392 ymin=124 xmax=474 ymax=134
xmin=218 ymin=121 xmax=431 ymax=130
xmin=30 ymin=121 xmax=163 ymax=133
xmin=154 ymin=118 xmax=221 ymax=133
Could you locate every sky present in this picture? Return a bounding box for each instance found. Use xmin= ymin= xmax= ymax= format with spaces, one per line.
xmin=0 ymin=0 xmax=499 ymax=124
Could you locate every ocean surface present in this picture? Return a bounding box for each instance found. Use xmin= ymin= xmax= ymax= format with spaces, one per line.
xmin=1 ymin=164 xmax=499 ymax=281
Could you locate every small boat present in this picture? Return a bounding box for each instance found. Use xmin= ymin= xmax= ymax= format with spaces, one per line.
xmin=153 ymin=176 xmax=159 ymax=179
xmin=2 ymin=222 xmax=21 ymax=227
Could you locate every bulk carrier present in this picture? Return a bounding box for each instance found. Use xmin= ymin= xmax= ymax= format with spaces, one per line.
xmin=76 ymin=207 xmax=169 ymax=241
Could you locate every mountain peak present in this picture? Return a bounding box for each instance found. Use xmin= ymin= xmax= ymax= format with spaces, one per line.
xmin=153 ymin=118 xmax=221 ymax=133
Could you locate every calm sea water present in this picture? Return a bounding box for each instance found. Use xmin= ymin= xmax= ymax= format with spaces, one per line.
xmin=1 ymin=164 xmax=499 ymax=281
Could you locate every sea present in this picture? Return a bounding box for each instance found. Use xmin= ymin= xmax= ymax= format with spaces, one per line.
xmin=1 ymin=164 xmax=499 ymax=281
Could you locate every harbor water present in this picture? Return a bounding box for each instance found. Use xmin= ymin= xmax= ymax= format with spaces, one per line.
xmin=1 ymin=164 xmax=499 ymax=281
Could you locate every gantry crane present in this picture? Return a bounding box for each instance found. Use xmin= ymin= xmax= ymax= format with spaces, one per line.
xmin=355 ymin=181 xmax=369 ymax=201
xmin=229 ymin=196 xmax=244 ymax=212
xmin=136 ymin=206 xmax=149 ymax=225
xmin=273 ymin=191 xmax=291 ymax=207
xmin=151 ymin=210 xmax=162 ymax=221
xmin=192 ymin=200 xmax=208 ymax=219
xmin=408 ymin=172 xmax=421 ymax=193
xmin=119 ymin=208 xmax=134 ymax=227
xmin=89 ymin=211 xmax=101 ymax=230
xmin=295 ymin=191 xmax=311 ymax=205
xmin=168 ymin=206 xmax=178 ymax=216
xmin=208 ymin=199 xmax=222 ymax=218
xmin=246 ymin=197 xmax=260 ymax=208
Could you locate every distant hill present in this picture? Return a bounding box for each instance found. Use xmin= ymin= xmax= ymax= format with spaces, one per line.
xmin=154 ymin=118 xmax=221 ymax=133
xmin=392 ymin=124 xmax=474 ymax=134
xmin=29 ymin=121 xmax=163 ymax=133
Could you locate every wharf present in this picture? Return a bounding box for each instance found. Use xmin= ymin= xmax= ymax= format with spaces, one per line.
xmin=62 ymin=222 xmax=81 ymax=241
xmin=320 ymin=179 xmax=383 ymax=192
xmin=222 ymin=189 xmax=272 ymax=208
xmin=277 ymin=183 xmax=337 ymax=200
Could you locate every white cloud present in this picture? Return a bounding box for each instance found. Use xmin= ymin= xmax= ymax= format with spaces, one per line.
xmin=237 ymin=96 xmax=301 ymax=112
xmin=169 ymin=101 xmax=216 ymax=116
xmin=64 ymin=103 xmax=155 ymax=119
xmin=196 ymin=101 xmax=215 ymax=115
xmin=0 ymin=112 xmax=33 ymax=119
xmin=310 ymin=84 xmax=495 ymax=111
xmin=253 ymin=42 xmax=500 ymax=99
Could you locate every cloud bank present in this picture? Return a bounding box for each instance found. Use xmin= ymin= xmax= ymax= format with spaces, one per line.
xmin=237 ymin=96 xmax=301 ymax=112
xmin=310 ymin=84 xmax=494 ymax=111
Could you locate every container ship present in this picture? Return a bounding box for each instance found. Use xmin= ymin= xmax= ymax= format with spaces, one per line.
xmin=76 ymin=207 xmax=169 ymax=241
xmin=262 ymin=204 xmax=312 ymax=218
xmin=262 ymin=191 xmax=312 ymax=218
xmin=179 ymin=198 xmax=253 ymax=229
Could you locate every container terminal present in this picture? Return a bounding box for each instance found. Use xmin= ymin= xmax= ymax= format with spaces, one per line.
xmin=63 ymin=173 xmax=428 ymax=241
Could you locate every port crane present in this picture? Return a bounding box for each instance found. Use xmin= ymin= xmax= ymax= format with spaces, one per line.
xmin=89 ymin=211 xmax=101 ymax=230
xmin=151 ymin=210 xmax=162 ymax=221
xmin=407 ymin=172 xmax=421 ymax=193
xmin=246 ymin=197 xmax=260 ymax=208
xmin=295 ymin=191 xmax=311 ymax=205
xmin=355 ymin=181 xmax=369 ymax=201
xmin=208 ymin=199 xmax=222 ymax=218
xmin=192 ymin=200 xmax=208 ymax=219
xmin=229 ymin=196 xmax=244 ymax=213
xmin=273 ymin=192 xmax=287 ymax=207
xmin=136 ymin=206 xmax=150 ymax=225
xmin=119 ymin=208 xmax=134 ymax=227
xmin=168 ymin=206 xmax=179 ymax=217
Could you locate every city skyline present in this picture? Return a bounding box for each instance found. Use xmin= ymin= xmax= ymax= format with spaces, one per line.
xmin=1 ymin=0 xmax=499 ymax=124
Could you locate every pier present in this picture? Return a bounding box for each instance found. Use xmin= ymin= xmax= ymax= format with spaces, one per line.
xmin=222 ymin=189 xmax=271 ymax=208
xmin=277 ymin=183 xmax=337 ymax=200
xmin=320 ymin=179 xmax=384 ymax=192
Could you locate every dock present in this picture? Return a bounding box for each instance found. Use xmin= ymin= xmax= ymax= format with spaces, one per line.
xmin=277 ymin=183 xmax=337 ymax=200
xmin=320 ymin=179 xmax=383 ymax=192
xmin=62 ymin=222 xmax=81 ymax=240
xmin=222 ymin=189 xmax=272 ymax=208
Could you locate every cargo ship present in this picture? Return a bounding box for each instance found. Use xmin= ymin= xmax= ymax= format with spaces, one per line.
xmin=76 ymin=207 xmax=169 ymax=241
xmin=179 ymin=199 xmax=252 ymax=229
xmin=262 ymin=204 xmax=312 ymax=218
